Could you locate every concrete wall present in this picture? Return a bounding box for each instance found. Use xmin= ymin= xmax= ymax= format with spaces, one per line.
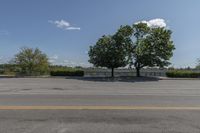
xmin=84 ymin=69 xmax=167 ymax=77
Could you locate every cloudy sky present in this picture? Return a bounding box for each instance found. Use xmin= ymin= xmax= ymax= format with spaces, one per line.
xmin=0 ymin=0 xmax=200 ymax=67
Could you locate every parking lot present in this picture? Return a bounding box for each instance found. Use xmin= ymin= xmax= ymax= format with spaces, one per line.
xmin=1 ymin=78 xmax=200 ymax=132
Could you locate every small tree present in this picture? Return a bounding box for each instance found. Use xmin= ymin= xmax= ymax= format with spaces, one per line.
xmin=130 ymin=23 xmax=175 ymax=77
xmin=88 ymin=34 xmax=129 ymax=78
xmin=14 ymin=47 xmax=49 ymax=76
xmin=196 ymin=58 xmax=200 ymax=69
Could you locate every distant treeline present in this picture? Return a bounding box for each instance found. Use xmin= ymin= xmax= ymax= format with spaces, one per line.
xmin=0 ymin=64 xmax=84 ymax=76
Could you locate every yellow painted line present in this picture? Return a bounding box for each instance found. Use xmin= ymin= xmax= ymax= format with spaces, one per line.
xmin=0 ymin=106 xmax=200 ymax=110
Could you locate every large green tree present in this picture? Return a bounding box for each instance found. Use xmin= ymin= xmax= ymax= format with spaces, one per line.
xmin=89 ymin=22 xmax=175 ymax=78
xmin=131 ymin=23 xmax=175 ymax=77
xmin=88 ymin=32 xmax=130 ymax=77
xmin=14 ymin=47 xmax=49 ymax=76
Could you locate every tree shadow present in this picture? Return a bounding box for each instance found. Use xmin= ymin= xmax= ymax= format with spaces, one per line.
xmin=66 ymin=76 xmax=160 ymax=82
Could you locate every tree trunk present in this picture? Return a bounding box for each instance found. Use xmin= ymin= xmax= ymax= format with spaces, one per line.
xmin=136 ymin=67 xmax=140 ymax=77
xmin=111 ymin=68 xmax=114 ymax=78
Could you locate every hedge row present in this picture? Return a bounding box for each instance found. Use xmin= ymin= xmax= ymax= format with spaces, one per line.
xmin=50 ymin=70 xmax=84 ymax=76
xmin=166 ymin=70 xmax=200 ymax=78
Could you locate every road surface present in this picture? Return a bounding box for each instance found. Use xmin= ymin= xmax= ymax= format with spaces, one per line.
xmin=0 ymin=78 xmax=200 ymax=133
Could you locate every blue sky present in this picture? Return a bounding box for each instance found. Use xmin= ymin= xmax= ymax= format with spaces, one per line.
xmin=0 ymin=0 xmax=200 ymax=67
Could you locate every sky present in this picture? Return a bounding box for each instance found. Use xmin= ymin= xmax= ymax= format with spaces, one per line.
xmin=0 ymin=0 xmax=200 ymax=67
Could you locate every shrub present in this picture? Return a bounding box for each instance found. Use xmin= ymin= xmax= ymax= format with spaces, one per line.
xmin=166 ymin=70 xmax=200 ymax=78
xmin=50 ymin=70 xmax=84 ymax=76
xmin=0 ymin=64 xmax=19 ymax=75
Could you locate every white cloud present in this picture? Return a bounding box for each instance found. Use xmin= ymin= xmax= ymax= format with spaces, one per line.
xmin=66 ymin=27 xmax=81 ymax=30
xmin=135 ymin=18 xmax=167 ymax=28
xmin=48 ymin=20 xmax=80 ymax=30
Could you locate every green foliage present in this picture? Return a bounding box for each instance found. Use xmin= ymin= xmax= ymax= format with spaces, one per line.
xmin=50 ymin=65 xmax=84 ymax=76
xmin=0 ymin=64 xmax=19 ymax=75
xmin=134 ymin=27 xmax=174 ymax=67
xmin=130 ymin=23 xmax=175 ymax=76
xmin=50 ymin=70 xmax=84 ymax=76
xmin=14 ymin=47 xmax=49 ymax=76
xmin=196 ymin=66 xmax=200 ymax=70
xmin=166 ymin=70 xmax=200 ymax=78
xmin=89 ymin=35 xmax=128 ymax=68
xmin=133 ymin=23 xmax=150 ymax=39
xmin=196 ymin=58 xmax=200 ymax=69
xmin=88 ymin=34 xmax=130 ymax=77
xmin=88 ymin=22 xmax=175 ymax=77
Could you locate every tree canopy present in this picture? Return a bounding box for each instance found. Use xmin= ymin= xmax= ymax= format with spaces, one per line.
xmin=196 ymin=58 xmax=200 ymax=69
xmin=14 ymin=47 xmax=49 ymax=76
xmin=131 ymin=23 xmax=175 ymax=76
xmin=88 ymin=33 xmax=130 ymax=77
xmin=88 ymin=21 xmax=175 ymax=77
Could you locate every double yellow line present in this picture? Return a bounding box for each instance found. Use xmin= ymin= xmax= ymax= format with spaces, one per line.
xmin=0 ymin=106 xmax=200 ymax=110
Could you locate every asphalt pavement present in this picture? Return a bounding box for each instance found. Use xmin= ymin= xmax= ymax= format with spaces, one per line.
xmin=0 ymin=78 xmax=200 ymax=132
